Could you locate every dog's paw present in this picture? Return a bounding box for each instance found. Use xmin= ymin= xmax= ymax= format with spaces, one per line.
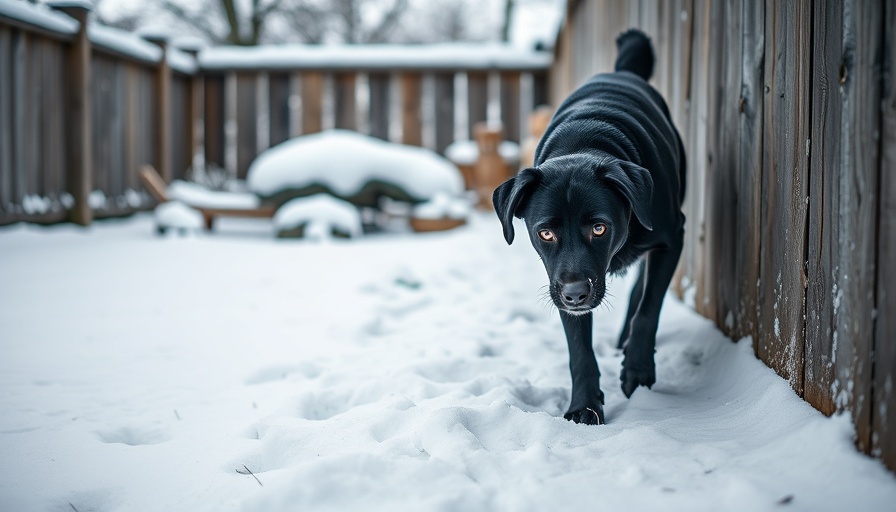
xmin=620 ymin=358 xmax=655 ymax=398
xmin=564 ymin=405 xmax=605 ymax=425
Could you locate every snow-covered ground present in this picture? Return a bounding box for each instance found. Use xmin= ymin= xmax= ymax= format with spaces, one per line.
xmin=1 ymin=213 xmax=894 ymax=512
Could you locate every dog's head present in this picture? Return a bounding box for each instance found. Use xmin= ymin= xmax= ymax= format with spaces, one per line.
xmin=493 ymin=155 xmax=653 ymax=314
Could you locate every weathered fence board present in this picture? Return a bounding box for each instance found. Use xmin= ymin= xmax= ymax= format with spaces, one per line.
xmin=873 ymin=0 xmax=896 ymax=468
xmin=500 ymin=72 xmax=521 ymax=143
xmin=268 ymin=73 xmax=291 ymax=146
xmin=401 ymin=73 xmax=422 ymax=147
xmin=433 ymin=72 xmax=455 ymax=154
xmin=467 ymin=71 xmax=488 ymax=139
xmin=757 ymin=0 xmax=811 ymax=393
xmin=732 ymin=0 xmax=764 ymax=341
xmin=300 ymin=71 xmax=324 ymax=136
xmin=204 ymin=74 xmax=225 ymax=169
xmin=334 ymin=72 xmax=357 ymax=131
xmin=235 ymin=73 xmax=258 ymax=179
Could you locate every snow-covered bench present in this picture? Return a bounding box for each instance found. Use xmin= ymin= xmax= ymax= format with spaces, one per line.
xmin=139 ymin=165 xmax=276 ymax=231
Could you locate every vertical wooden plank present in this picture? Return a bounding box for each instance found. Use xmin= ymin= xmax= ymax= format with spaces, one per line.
xmin=204 ymin=74 xmax=225 ymax=168
xmin=146 ymin=37 xmax=171 ymax=184
xmin=533 ymin=71 xmax=548 ymax=108
xmin=25 ymin=32 xmax=40 ymax=205
xmin=236 ymin=72 xmax=258 ymax=179
xmin=732 ymin=0 xmax=764 ymax=340
xmin=401 ymin=72 xmax=422 ymax=147
xmin=805 ymin=0 xmax=844 ymax=418
xmin=873 ymin=0 xmax=896 ymax=471
xmin=53 ymin=4 xmax=92 ymax=225
xmin=433 ymin=72 xmax=455 ymax=154
xmin=334 ymin=71 xmax=357 ymax=131
xmin=831 ymin=0 xmax=882 ymax=454
xmin=110 ymin=59 xmax=125 ymax=200
xmin=0 ymin=27 xmax=13 ymax=222
xmin=757 ymin=0 xmax=811 ymax=394
xmin=681 ymin=0 xmax=711 ymax=311
xmin=467 ymin=71 xmax=488 ymax=138
xmin=301 ymin=70 xmax=323 ymax=135
xmin=268 ymin=73 xmax=291 ymax=146
xmin=500 ymin=72 xmax=521 ymax=143
xmin=169 ymin=74 xmax=189 ymax=181
xmin=368 ymin=71 xmax=390 ymax=141
xmin=700 ymin=0 xmax=732 ymax=326
xmin=125 ymin=62 xmax=139 ymax=199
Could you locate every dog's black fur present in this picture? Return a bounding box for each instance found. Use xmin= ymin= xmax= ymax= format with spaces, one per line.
xmin=493 ymin=30 xmax=686 ymax=425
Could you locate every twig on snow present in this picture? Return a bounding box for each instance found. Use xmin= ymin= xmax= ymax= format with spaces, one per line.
xmin=237 ymin=465 xmax=263 ymax=487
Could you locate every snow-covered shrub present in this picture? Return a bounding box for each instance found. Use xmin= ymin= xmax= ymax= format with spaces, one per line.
xmin=273 ymin=194 xmax=362 ymax=240
xmin=247 ymin=130 xmax=464 ymax=209
xmin=154 ymin=201 xmax=204 ymax=235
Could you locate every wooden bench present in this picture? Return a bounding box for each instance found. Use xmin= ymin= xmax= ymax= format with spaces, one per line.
xmin=139 ymin=165 xmax=276 ymax=230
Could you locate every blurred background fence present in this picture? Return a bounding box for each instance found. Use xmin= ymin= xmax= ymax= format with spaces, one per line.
xmin=0 ymin=2 xmax=550 ymax=226
xmin=552 ymin=0 xmax=894 ymax=471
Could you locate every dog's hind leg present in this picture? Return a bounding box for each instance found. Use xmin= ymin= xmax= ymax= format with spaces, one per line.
xmin=560 ymin=311 xmax=605 ymax=425
xmin=617 ymin=259 xmax=646 ymax=349
xmin=620 ymin=228 xmax=684 ymax=398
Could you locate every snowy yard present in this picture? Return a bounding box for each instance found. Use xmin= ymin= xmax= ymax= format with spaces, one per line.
xmin=1 ymin=213 xmax=895 ymax=512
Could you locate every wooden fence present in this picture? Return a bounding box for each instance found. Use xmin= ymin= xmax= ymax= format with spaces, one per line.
xmin=553 ymin=0 xmax=895 ymax=471
xmin=0 ymin=2 xmax=549 ymax=226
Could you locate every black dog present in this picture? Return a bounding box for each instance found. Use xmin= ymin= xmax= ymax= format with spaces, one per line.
xmin=493 ymin=30 xmax=685 ymax=425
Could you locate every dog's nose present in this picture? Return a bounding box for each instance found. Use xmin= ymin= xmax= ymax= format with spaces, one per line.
xmin=560 ymin=280 xmax=591 ymax=307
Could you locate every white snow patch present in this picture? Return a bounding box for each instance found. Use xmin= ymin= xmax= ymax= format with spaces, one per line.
xmin=167 ymin=180 xmax=260 ymax=210
xmin=247 ymin=130 xmax=463 ymax=200
xmin=272 ymin=194 xmax=362 ymax=239
xmin=445 ymin=139 xmax=521 ymax=166
xmin=412 ymin=193 xmax=472 ymax=220
xmin=88 ymin=190 xmax=107 ymax=210
xmin=154 ymin=201 xmax=204 ymax=232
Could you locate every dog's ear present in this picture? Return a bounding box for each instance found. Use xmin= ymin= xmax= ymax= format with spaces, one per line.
xmin=602 ymin=161 xmax=654 ymax=231
xmin=493 ymin=167 xmax=541 ymax=244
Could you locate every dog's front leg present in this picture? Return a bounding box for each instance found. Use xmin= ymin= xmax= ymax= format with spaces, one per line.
xmin=560 ymin=311 xmax=605 ymax=424
xmin=620 ymin=230 xmax=684 ymax=398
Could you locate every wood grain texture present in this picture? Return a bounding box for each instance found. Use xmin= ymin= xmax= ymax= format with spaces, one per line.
xmin=873 ymin=0 xmax=896 ymax=470
xmin=758 ymin=0 xmax=811 ymax=394
xmin=732 ymin=0 xmax=764 ymax=341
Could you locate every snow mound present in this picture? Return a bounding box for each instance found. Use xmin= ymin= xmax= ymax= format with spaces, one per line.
xmin=167 ymin=180 xmax=260 ymax=210
xmin=247 ymin=130 xmax=464 ymax=208
xmin=273 ymin=194 xmax=362 ymax=240
xmin=153 ymin=201 xmax=203 ymax=232
xmin=412 ymin=192 xmax=472 ymax=220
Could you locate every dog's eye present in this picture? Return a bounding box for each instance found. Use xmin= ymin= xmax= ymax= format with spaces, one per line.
xmin=592 ymin=224 xmax=607 ymax=237
xmin=538 ymin=229 xmax=556 ymax=242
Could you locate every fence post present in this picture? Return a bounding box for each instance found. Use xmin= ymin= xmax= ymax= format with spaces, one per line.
xmin=144 ymin=35 xmax=172 ymax=183
xmin=49 ymin=1 xmax=92 ymax=226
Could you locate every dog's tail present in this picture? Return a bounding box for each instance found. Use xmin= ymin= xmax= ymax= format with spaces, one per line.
xmin=614 ymin=29 xmax=655 ymax=81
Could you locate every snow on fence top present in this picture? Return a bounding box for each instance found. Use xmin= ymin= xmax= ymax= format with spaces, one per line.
xmin=0 ymin=0 xmax=78 ymax=37
xmin=199 ymin=43 xmax=553 ymax=71
xmin=0 ymin=0 xmax=196 ymax=74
